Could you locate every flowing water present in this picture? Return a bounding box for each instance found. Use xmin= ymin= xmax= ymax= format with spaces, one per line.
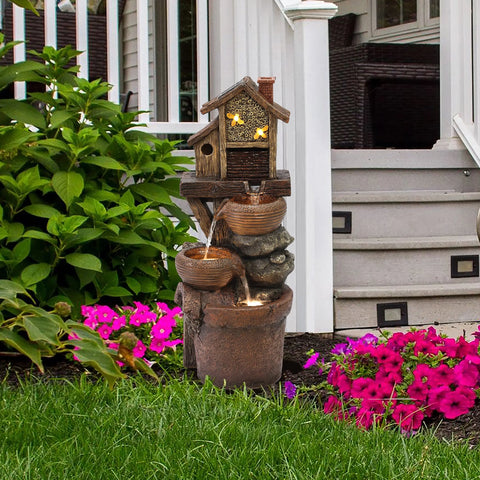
xmin=203 ymin=218 xmax=217 ymax=260
xmin=240 ymin=273 xmax=263 ymax=306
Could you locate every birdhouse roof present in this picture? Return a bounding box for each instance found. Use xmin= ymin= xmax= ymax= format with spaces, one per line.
xmin=200 ymin=76 xmax=290 ymax=123
xmin=187 ymin=116 xmax=219 ymax=147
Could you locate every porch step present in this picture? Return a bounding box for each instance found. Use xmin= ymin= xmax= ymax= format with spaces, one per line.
xmin=333 ymin=191 xmax=480 ymax=238
xmin=334 ymin=283 xmax=480 ymax=329
xmin=334 ymin=235 xmax=480 ymax=287
xmin=332 ymin=149 xmax=480 ymax=193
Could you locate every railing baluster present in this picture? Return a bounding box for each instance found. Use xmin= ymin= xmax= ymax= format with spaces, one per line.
xmin=167 ymin=0 xmax=180 ymax=123
xmin=44 ymin=0 xmax=57 ymax=48
xmin=196 ymin=0 xmax=209 ymax=123
xmin=136 ymin=0 xmax=149 ymax=122
xmin=76 ymin=0 xmax=89 ymax=79
xmin=473 ymin=0 xmax=480 ymax=142
xmin=12 ymin=5 xmax=26 ymax=99
xmin=107 ymin=0 xmax=120 ymax=104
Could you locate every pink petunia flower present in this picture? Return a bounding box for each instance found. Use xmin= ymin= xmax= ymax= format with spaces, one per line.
xmin=97 ymin=323 xmax=112 ymax=340
xmin=133 ymin=340 xmax=147 ymax=358
xmin=454 ymin=359 xmax=480 ymax=387
xmin=438 ymin=387 xmax=476 ymax=419
xmin=95 ymin=305 xmax=117 ymax=323
xmin=356 ymin=407 xmax=377 ymax=430
xmin=392 ymin=404 xmax=424 ymax=431
xmin=303 ymin=352 xmax=320 ymax=369
xmin=284 ymin=381 xmax=297 ymax=399
xmin=429 ymin=364 xmax=455 ymax=387
xmin=407 ymin=380 xmax=429 ymax=404
xmin=111 ymin=315 xmax=126 ymax=331
xmin=151 ymin=322 xmax=173 ymax=340
xmin=149 ymin=337 xmax=165 ymax=354
xmin=164 ymin=339 xmax=183 ymax=349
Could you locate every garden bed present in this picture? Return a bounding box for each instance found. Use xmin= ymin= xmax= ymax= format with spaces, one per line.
xmin=1 ymin=332 xmax=479 ymax=446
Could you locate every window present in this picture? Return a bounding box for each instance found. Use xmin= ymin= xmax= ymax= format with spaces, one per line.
xmin=374 ymin=0 xmax=439 ymax=36
xmin=376 ymin=0 xmax=417 ymax=29
xmin=429 ymin=0 xmax=439 ymax=19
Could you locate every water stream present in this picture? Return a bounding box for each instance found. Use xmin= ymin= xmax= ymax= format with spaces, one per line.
xmin=203 ymin=218 xmax=217 ymax=260
xmin=240 ymin=273 xmax=262 ymax=306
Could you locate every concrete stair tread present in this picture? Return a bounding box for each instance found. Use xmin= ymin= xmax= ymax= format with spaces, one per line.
xmin=335 ymin=282 xmax=480 ymax=299
xmin=334 ymin=235 xmax=480 ymax=250
xmin=333 ymin=190 xmax=480 ymax=203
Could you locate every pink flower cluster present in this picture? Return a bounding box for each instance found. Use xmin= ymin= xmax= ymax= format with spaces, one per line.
xmin=306 ymin=327 xmax=480 ymax=433
xmin=78 ymin=301 xmax=183 ymax=365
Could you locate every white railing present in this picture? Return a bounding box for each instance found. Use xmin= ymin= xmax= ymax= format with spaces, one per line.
xmin=10 ymin=0 xmax=209 ymax=135
xmin=440 ymin=0 xmax=480 ymax=165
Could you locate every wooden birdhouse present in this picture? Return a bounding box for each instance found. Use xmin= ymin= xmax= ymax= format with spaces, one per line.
xmin=188 ymin=76 xmax=290 ymax=183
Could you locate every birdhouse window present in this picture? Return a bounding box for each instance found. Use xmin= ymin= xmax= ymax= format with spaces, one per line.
xmin=201 ymin=143 xmax=214 ymax=155
xmin=225 ymin=93 xmax=269 ymax=143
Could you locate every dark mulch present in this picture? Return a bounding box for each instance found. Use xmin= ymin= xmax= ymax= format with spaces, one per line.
xmin=1 ymin=333 xmax=479 ymax=445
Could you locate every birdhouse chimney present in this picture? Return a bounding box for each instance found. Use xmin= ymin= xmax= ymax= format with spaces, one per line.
xmin=257 ymin=77 xmax=275 ymax=104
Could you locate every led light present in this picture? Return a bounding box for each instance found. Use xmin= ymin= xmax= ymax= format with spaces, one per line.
xmin=226 ymin=112 xmax=244 ymax=126
xmin=254 ymin=125 xmax=268 ymax=139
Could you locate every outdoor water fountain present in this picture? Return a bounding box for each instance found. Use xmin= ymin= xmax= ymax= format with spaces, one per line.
xmin=174 ymin=77 xmax=294 ymax=388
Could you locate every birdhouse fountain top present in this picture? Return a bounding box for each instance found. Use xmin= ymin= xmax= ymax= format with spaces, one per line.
xmin=187 ymin=77 xmax=290 ymax=183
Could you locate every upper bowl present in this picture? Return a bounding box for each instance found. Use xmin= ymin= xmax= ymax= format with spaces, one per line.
xmin=217 ymin=193 xmax=286 ymax=236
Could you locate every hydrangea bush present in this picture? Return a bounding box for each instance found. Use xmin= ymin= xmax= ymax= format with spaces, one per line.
xmin=304 ymin=327 xmax=480 ymax=434
xmin=77 ymin=302 xmax=183 ymax=371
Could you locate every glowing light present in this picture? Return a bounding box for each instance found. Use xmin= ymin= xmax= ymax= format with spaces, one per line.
xmin=226 ymin=112 xmax=244 ymax=126
xmin=246 ymin=300 xmax=263 ymax=306
xmin=254 ymin=125 xmax=268 ymax=139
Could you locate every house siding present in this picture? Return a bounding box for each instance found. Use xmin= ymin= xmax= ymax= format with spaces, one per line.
xmin=121 ymin=0 xmax=155 ymax=115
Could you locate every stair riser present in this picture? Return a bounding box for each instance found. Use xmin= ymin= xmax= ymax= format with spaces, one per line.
xmin=333 ymin=201 xmax=480 ymax=238
xmin=333 ymin=169 xmax=480 ymax=193
xmin=334 ymin=247 xmax=480 ymax=287
xmin=335 ymin=295 xmax=480 ymax=329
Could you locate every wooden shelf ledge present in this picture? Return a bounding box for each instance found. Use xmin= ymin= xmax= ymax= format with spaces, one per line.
xmin=180 ymin=170 xmax=291 ymax=198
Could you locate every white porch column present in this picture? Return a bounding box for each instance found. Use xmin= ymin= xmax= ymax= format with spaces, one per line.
xmin=285 ymin=1 xmax=337 ymax=333
xmin=434 ymin=0 xmax=471 ymax=150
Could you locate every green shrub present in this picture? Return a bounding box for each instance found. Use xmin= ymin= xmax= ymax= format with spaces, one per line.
xmin=0 ymin=40 xmax=196 ymax=316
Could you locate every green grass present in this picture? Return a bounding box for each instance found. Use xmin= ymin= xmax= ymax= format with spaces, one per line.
xmin=1 ymin=376 xmax=480 ymax=480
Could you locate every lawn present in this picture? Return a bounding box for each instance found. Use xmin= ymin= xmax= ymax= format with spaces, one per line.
xmin=1 ymin=376 xmax=480 ymax=480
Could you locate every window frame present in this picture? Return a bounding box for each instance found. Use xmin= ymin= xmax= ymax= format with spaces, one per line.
xmin=372 ymin=0 xmax=439 ymax=40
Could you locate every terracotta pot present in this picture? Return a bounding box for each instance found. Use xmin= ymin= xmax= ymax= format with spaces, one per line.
xmin=216 ymin=194 xmax=287 ymax=235
xmin=175 ymin=245 xmax=244 ymax=291
xmin=195 ymin=286 xmax=293 ymax=388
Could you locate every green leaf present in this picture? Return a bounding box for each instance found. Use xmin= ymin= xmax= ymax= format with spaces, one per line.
xmin=133 ymin=357 xmax=159 ymax=382
xmin=5 ymin=222 xmax=24 ymax=243
xmin=21 ymin=263 xmax=51 ymax=287
xmin=106 ymin=205 xmax=130 ymax=219
xmin=22 ymin=313 xmax=63 ymax=346
xmin=0 ymin=127 xmax=38 ymax=150
xmin=63 ymin=228 xmax=104 ymax=247
xmin=9 ymin=0 xmax=39 ymax=14
xmin=13 ymin=238 xmax=31 ymax=263
xmin=24 ymin=204 xmax=61 ymax=219
xmin=0 ymin=279 xmax=31 ymax=301
xmin=0 ymin=99 xmax=46 ymax=129
xmin=65 ymin=332 xmax=125 ymax=388
xmin=126 ymin=277 xmax=141 ymax=295
xmin=23 ymin=230 xmax=57 ymax=245
xmin=49 ymin=109 xmax=77 ymax=129
xmin=77 ymin=196 xmax=107 ymax=219
xmin=75 ymin=267 xmax=97 ymax=289
xmin=130 ymin=183 xmax=173 ymax=205
xmin=81 ymin=156 xmax=127 ymax=171
xmin=52 ymin=171 xmax=84 ymax=208
xmin=0 ymin=329 xmax=44 ymax=373
xmin=65 ymin=253 xmax=102 ymax=272
xmin=103 ymin=286 xmax=132 ymax=297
